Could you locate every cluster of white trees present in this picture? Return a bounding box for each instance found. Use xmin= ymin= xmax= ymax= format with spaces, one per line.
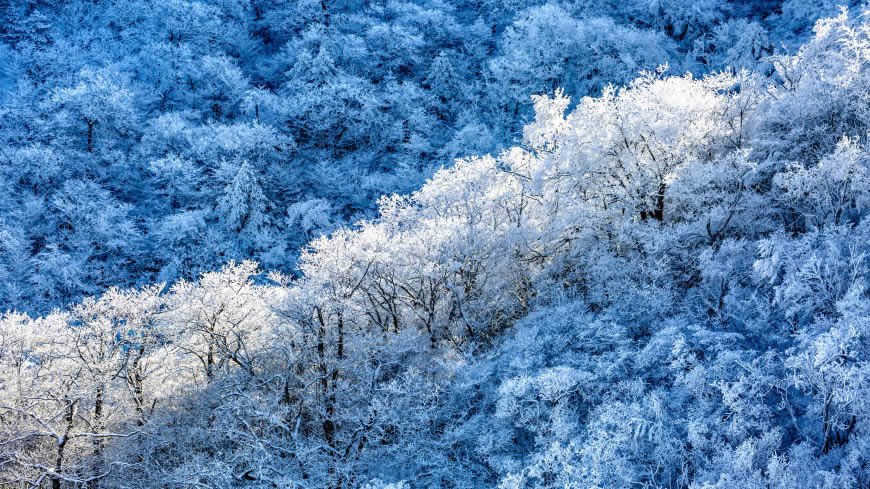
xmin=4 ymin=5 xmax=870 ymax=488
xmin=0 ymin=263 xmax=273 ymax=487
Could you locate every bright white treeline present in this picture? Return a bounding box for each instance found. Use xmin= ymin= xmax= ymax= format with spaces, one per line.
xmin=5 ymin=6 xmax=870 ymax=489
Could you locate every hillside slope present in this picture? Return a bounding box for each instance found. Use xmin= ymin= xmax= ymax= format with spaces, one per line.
xmin=4 ymin=6 xmax=870 ymax=489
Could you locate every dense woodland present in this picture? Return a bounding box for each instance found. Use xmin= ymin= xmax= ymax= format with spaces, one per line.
xmin=0 ymin=0 xmax=847 ymax=312
xmin=4 ymin=1 xmax=870 ymax=488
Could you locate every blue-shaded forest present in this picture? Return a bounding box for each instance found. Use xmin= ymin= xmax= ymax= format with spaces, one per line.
xmin=3 ymin=1 xmax=870 ymax=488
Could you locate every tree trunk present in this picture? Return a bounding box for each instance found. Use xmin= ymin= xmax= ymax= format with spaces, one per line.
xmin=206 ymin=343 xmax=215 ymax=379
xmin=823 ymin=392 xmax=833 ymax=453
xmin=53 ymin=401 xmax=77 ymax=489
xmin=653 ymin=182 xmax=666 ymax=221
xmin=86 ymin=119 xmax=96 ymax=153
xmin=91 ymin=385 xmax=105 ymax=487
xmin=128 ymin=348 xmax=147 ymax=426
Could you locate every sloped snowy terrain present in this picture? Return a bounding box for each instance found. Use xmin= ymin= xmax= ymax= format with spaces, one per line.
xmin=3 ymin=2 xmax=870 ymax=489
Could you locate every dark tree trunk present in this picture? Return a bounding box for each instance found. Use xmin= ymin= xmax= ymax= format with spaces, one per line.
xmin=86 ymin=119 xmax=96 ymax=153
xmin=53 ymin=401 xmax=77 ymax=489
